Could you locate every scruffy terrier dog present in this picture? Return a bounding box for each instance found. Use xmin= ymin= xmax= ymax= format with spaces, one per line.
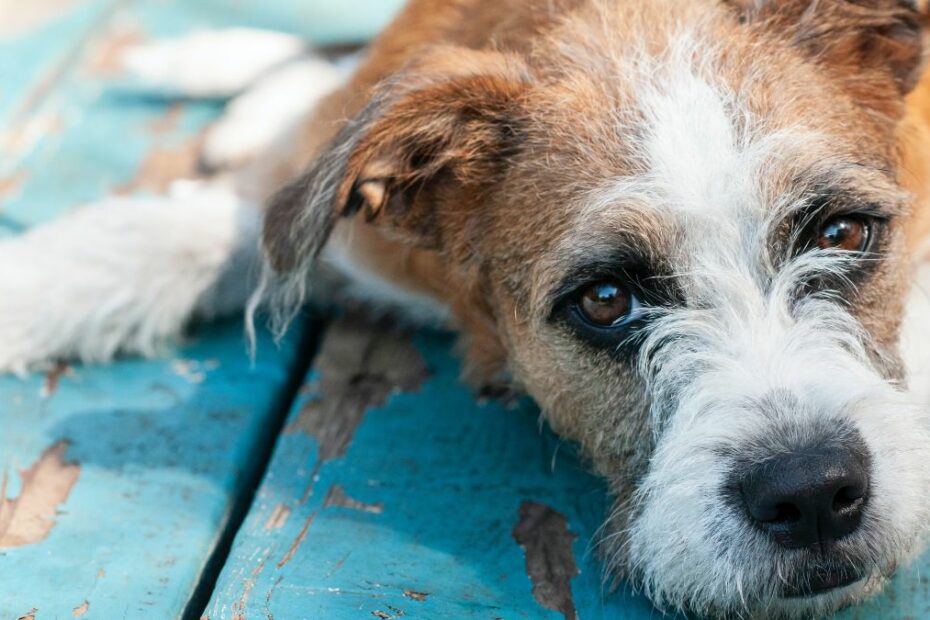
xmin=6 ymin=0 xmax=930 ymax=617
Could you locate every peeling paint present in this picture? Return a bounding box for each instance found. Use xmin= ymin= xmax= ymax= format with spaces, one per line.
xmin=277 ymin=513 xmax=315 ymax=568
xmin=72 ymin=600 xmax=89 ymax=617
xmin=86 ymin=25 xmax=144 ymax=76
xmin=512 ymin=501 xmax=580 ymax=620
xmin=115 ymin=132 xmax=205 ymax=195
xmin=0 ymin=172 xmax=27 ymax=201
xmin=0 ymin=442 xmax=81 ymax=549
xmin=287 ymin=318 xmax=429 ymax=462
xmin=264 ymin=504 xmax=291 ymax=530
xmin=41 ymin=361 xmax=71 ymax=398
xmin=324 ymin=485 xmax=383 ymax=514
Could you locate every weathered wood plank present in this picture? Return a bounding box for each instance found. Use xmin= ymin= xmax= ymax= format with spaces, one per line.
xmin=0 ymin=0 xmax=386 ymax=617
xmin=204 ymin=317 xmax=655 ymax=619
xmin=0 ymin=318 xmax=311 ymax=619
xmin=206 ymin=315 xmax=930 ymax=620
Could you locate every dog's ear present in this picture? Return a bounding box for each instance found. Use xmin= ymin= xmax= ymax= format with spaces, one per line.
xmin=735 ymin=0 xmax=928 ymax=107
xmin=263 ymin=46 xmax=531 ymax=273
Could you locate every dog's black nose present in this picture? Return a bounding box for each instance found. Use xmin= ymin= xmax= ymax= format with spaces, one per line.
xmin=740 ymin=444 xmax=869 ymax=549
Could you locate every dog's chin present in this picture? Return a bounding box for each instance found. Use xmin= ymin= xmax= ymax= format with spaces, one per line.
xmin=768 ymin=573 xmax=883 ymax=620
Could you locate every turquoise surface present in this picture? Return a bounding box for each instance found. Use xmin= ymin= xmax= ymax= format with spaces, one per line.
xmin=4 ymin=1 xmax=930 ymax=618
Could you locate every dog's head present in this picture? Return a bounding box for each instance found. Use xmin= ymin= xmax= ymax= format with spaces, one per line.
xmin=263 ymin=0 xmax=930 ymax=616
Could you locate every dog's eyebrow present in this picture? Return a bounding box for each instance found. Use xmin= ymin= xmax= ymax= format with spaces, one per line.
xmin=544 ymin=242 xmax=681 ymax=313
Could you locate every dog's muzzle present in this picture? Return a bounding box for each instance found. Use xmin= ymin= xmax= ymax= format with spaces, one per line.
xmin=731 ymin=435 xmax=872 ymax=596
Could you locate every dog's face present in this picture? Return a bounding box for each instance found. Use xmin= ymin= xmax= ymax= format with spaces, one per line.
xmin=264 ymin=0 xmax=930 ymax=617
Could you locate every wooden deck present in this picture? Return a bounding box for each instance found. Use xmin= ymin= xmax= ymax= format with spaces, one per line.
xmin=2 ymin=1 xmax=930 ymax=619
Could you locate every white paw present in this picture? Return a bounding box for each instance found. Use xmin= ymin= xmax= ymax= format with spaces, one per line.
xmin=199 ymin=56 xmax=344 ymax=170
xmin=122 ymin=28 xmax=307 ymax=98
xmin=0 ymin=187 xmax=261 ymax=374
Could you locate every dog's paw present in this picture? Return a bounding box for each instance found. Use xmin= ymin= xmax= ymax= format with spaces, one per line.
xmin=200 ymin=57 xmax=343 ymax=170
xmin=122 ymin=28 xmax=307 ymax=98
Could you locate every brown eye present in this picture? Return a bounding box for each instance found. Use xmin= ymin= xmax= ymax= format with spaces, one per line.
xmin=818 ymin=216 xmax=869 ymax=253
xmin=579 ymin=280 xmax=633 ymax=327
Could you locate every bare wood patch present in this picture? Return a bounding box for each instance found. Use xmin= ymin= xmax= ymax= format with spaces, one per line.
xmin=264 ymin=503 xmax=292 ymax=530
xmin=85 ymin=24 xmax=144 ymax=76
xmin=41 ymin=361 xmax=71 ymax=398
xmin=72 ymin=600 xmax=89 ymax=617
xmin=114 ymin=133 xmax=205 ymax=195
xmin=17 ymin=609 xmax=37 ymax=620
xmin=0 ymin=442 xmax=80 ymax=549
xmin=512 ymin=501 xmax=580 ymax=620
xmin=324 ymin=484 xmax=383 ymax=514
xmin=286 ymin=317 xmax=429 ymax=462
xmin=403 ymin=590 xmax=429 ymax=602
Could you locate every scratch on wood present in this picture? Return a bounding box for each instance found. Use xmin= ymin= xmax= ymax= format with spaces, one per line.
xmin=403 ymin=591 xmax=428 ymax=602
xmin=264 ymin=504 xmax=291 ymax=530
xmin=72 ymin=600 xmax=89 ymax=617
xmin=324 ymin=484 xmax=383 ymax=514
xmin=0 ymin=441 xmax=80 ymax=549
xmin=287 ymin=317 xmax=428 ymax=462
xmin=17 ymin=609 xmax=37 ymax=620
xmin=512 ymin=501 xmax=580 ymax=620
xmin=232 ymin=552 xmax=269 ymax=620
xmin=277 ymin=513 xmax=316 ymax=568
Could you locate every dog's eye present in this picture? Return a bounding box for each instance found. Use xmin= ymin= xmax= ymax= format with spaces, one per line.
xmin=577 ymin=280 xmax=636 ymax=327
xmin=817 ymin=216 xmax=870 ymax=253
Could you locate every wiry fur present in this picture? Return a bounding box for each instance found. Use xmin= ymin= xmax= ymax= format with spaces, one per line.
xmin=3 ymin=1 xmax=930 ymax=618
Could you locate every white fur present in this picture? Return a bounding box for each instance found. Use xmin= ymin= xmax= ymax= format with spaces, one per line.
xmin=201 ymin=57 xmax=344 ymax=170
xmin=579 ymin=28 xmax=930 ymax=619
xmin=0 ymin=182 xmax=260 ymax=374
xmin=123 ymin=28 xmax=307 ymax=98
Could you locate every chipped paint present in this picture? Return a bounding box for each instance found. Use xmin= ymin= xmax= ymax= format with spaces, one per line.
xmin=323 ymin=484 xmax=383 ymax=514
xmin=286 ymin=319 xmax=428 ymax=462
xmin=512 ymin=501 xmax=580 ymax=620
xmin=403 ymin=591 xmax=428 ymax=602
xmin=232 ymin=553 xmax=268 ymax=620
xmin=16 ymin=609 xmax=37 ymax=620
xmin=115 ymin=132 xmax=205 ymax=195
xmin=41 ymin=362 xmax=71 ymax=398
xmin=0 ymin=442 xmax=80 ymax=549
xmin=0 ymin=172 xmax=27 ymax=201
xmin=85 ymin=24 xmax=144 ymax=76
xmin=277 ymin=513 xmax=315 ymax=568
xmin=264 ymin=504 xmax=292 ymax=530
xmin=72 ymin=600 xmax=89 ymax=617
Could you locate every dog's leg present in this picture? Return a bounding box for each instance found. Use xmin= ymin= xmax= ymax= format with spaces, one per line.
xmin=0 ymin=182 xmax=260 ymax=374
xmin=122 ymin=28 xmax=308 ymax=98
xmin=200 ymin=57 xmax=346 ymax=172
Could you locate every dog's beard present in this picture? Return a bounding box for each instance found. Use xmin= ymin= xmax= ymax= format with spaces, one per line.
xmin=599 ymin=293 xmax=930 ymax=618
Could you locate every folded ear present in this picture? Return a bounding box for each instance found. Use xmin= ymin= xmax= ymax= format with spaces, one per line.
xmin=737 ymin=0 xmax=928 ymax=108
xmin=262 ymin=46 xmax=531 ymax=273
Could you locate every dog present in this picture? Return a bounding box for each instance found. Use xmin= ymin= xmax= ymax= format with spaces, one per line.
xmin=5 ymin=1 xmax=930 ymax=617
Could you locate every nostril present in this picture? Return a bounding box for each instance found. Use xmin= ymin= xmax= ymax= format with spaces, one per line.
xmin=832 ymin=485 xmax=866 ymax=514
xmin=771 ymin=502 xmax=802 ymax=524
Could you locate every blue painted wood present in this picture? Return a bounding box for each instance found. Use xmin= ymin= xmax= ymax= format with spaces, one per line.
xmin=0 ymin=0 xmax=406 ymax=616
xmin=205 ymin=319 xmax=657 ymax=619
xmin=0 ymin=319 xmax=307 ymax=619
xmin=207 ymin=317 xmax=930 ymax=620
